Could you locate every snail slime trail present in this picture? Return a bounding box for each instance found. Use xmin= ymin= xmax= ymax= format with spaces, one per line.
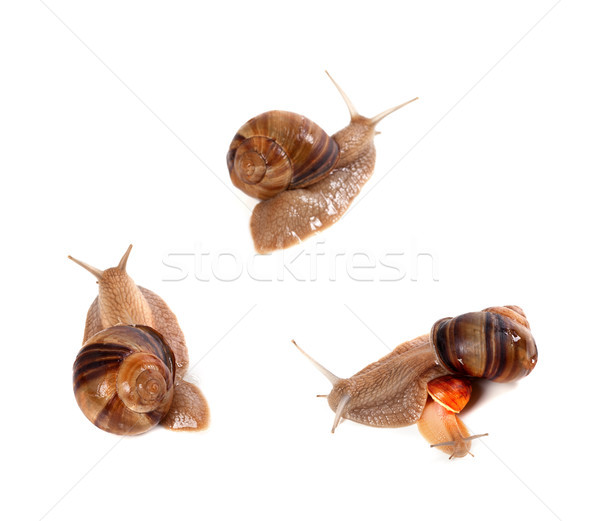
xmin=227 ymin=72 xmax=418 ymax=253
xmin=293 ymin=305 xmax=537 ymax=459
xmin=69 ymin=245 xmax=210 ymax=435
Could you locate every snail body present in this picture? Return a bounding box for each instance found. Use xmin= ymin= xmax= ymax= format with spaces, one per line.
xmin=417 ymin=375 xmax=487 ymax=459
xmin=70 ymin=245 xmax=209 ymax=435
xmin=417 ymin=397 xmax=477 ymax=459
xmin=227 ymin=72 xmax=418 ymax=253
xmin=294 ymin=305 xmax=537 ymax=458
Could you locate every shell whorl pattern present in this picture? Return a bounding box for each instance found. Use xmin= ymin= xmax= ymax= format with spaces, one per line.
xmin=430 ymin=309 xmax=538 ymax=383
xmin=427 ymin=375 xmax=472 ymax=414
xmin=227 ymin=111 xmax=340 ymax=200
xmin=73 ymin=325 xmax=176 ymax=435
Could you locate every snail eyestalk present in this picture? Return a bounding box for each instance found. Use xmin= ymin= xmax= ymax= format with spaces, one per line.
xmin=117 ymin=244 xmax=133 ymax=271
xmin=429 ymin=432 xmax=489 ymax=448
xmin=430 ymin=432 xmax=489 ymax=460
xmin=325 ymin=70 xmax=358 ymax=119
xmin=368 ymin=97 xmax=419 ymax=126
xmin=291 ymin=340 xmax=340 ymax=385
xmin=331 ymin=394 xmax=351 ymax=434
xmin=325 ymin=70 xmax=418 ymax=126
xmin=68 ymin=255 xmax=104 ymax=280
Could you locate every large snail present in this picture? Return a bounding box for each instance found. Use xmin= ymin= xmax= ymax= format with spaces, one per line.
xmin=227 ymin=72 xmax=418 ymax=253
xmin=293 ymin=305 xmax=537 ymax=459
xmin=70 ymin=245 xmax=209 ymax=435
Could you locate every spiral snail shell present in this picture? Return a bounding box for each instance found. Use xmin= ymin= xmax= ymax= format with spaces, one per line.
xmin=69 ymin=245 xmax=209 ymax=435
xmin=293 ymin=305 xmax=538 ymax=458
xmin=73 ymin=325 xmax=175 ymax=435
xmin=431 ymin=306 xmax=537 ymax=383
xmin=426 ymin=375 xmax=472 ymax=414
xmin=227 ymin=72 xmax=418 ymax=253
xmin=228 ymin=111 xmax=340 ymax=200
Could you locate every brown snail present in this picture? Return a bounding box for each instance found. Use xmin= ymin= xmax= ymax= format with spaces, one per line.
xmin=227 ymin=72 xmax=418 ymax=253
xmin=293 ymin=305 xmax=537 ymax=459
xmin=417 ymin=376 xmax=483 ymax=459
xmin=70 ymin=245 xmax=209 ymax=435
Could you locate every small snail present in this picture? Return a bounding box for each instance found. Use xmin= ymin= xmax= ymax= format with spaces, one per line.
xmin=227 ymin=72 xmax=418 ymax=253
xmin=70 ymin=245 xmax=209 ymax=435
xmin=293 ymin=305 xmax=537 ymax=459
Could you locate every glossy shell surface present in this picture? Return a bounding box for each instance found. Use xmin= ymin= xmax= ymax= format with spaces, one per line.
xmin=431 ymin=310 xmax=538 ymax=383
xmin=426 ymin=375 xmax=472 ymax=413
xmin=227 ymin=110 xmax=340 ymax=200
xmin=73 ymin=324 xmax=176 ymax=435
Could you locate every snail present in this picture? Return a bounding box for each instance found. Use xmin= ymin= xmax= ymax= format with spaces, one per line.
xmin=417 ymin=375 xmax=484 ymax=459
xmin=293 ymin=305 xmax=537 ymax=459
xmin=227 ymin=72 xmax=418 ymax=253
xmin=70 ymin=245 xmax=209 ymax=435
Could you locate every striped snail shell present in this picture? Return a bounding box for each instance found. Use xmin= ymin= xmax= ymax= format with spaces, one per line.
xmin=73 ymin=324 xmax=176 ymax=435
xmin=430 ymin=306 xmax=538 ymax=383
xmin=227 ymin=111 xmax=340 ymax=200
xmin=426 ymin=375 xmax=472 ymax=414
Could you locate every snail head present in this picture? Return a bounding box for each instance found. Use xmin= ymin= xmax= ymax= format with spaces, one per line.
xmin=68 ymin=244 xmax=152 ymax=326
xmin=68 ymin=244 xmax=132 ymax=284
xmin=325 ymin=70 xmax=418 ymax=166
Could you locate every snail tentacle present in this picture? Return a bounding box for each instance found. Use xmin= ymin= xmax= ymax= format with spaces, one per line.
xmin=292 ymin=340 xmax=340 ymax=385
xmin=331 ymin=394 xmax=351 ymax=434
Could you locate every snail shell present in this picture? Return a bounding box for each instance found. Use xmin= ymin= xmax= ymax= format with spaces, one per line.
xmin=73 ymin=324 xmax=176 ymax=435
xmin=431 ymin=307 xmax=538 ymax=383
xmin=227 ymin=111 xmax=340 ymax=200
xmin=426 ymin=375 xmax=472 ymax=414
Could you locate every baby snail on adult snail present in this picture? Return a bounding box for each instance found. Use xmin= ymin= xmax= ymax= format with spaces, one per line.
xmin=227 ymin=72 xmax=418 ymax=254
xmin=293 ymin=305 xmax=537 ymax=459
xmin=69 ymin=245 xmax=209 ymax=435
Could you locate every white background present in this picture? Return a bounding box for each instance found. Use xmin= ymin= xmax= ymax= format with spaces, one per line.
xmin=1 ymin=1 xmax=598 ymax=520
